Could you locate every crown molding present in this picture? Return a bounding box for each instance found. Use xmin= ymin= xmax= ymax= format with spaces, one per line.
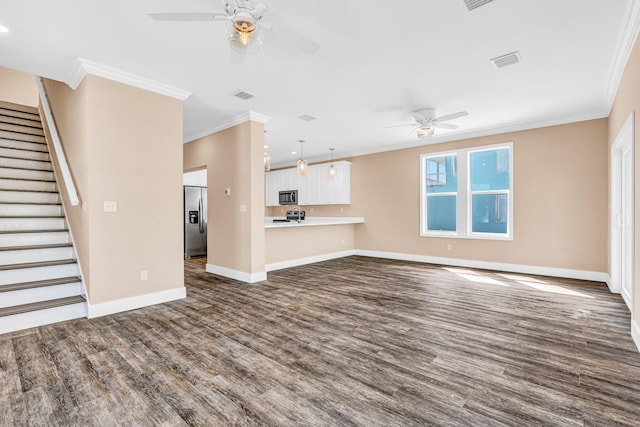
xmin=183 ymin=111 xmax=272 ymax=143
xmin=65 ymin=58 xmax=191 ymax=101
xmin=605 ymin=0 xmax=640 ymax=112
xmin=270 ymin=110 xmax=610 ymax=169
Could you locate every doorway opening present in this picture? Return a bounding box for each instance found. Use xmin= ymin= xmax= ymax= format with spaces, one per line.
xmin=611 ymin=112 xmax=634 ymax=313
xmin=183 ymin=169 xmax=208 ymax=262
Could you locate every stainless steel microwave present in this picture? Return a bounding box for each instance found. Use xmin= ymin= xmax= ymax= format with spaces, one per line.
xmin=279 ymin=190 xmax=298 ymax=205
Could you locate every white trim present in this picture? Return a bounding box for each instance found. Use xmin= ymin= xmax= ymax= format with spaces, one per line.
xmin=605 ymin=0 xmax=640 ymax=112
xmin=184 ymin=111 xmax=272 ymax=143
xmin=632 ymin=319 xmax=640 ymax=353
xmin=86 ymin=287 xmax=186 ymax=318
xmin=206 ymin=263 xmax=267 ymax=283
xmin=266 ymin=250 xmax=357 ymax=272
xmin=354 ymin=250 xmax=610 ymax=283
xmin=35 ymin=77 xmax=80 ymax=207
xmin=66 ymin=58 xmax=191 ymax=101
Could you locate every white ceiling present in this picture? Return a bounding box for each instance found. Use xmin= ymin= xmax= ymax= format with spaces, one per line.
xmin=0 ymin=0 xmax=637 ymax=167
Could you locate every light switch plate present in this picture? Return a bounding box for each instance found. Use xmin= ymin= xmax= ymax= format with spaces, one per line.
xmin=104 ymin=201 xmax=118 ymax=212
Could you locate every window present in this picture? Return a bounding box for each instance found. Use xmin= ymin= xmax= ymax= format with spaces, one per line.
xmin=420 ymin=143 xmax=513 ymax=239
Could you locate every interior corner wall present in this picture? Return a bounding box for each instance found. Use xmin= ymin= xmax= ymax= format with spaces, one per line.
xmin=44 ymin=75 xmax=184 ymax=305
xmin=0 ymin=66 xmax=39 ymax=107
xmin=351 ymin=119 xmax=609 ymax=274
xmin=183 ymin=121 xmax=266 ymax=277
xmin=608 ymin=30 xmax=640 ymax=326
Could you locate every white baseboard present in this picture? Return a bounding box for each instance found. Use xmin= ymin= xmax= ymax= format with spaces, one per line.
xmin=354 ymin=250 xmax=610 ymax=283
xmin=266 ymin=250 xmax=357 ymax=272
xmin=87 ymin=287 xmax=186 ymax=318
xmin=206 ymin=263 xmax=267 ymax=283
xmin=632 ymin=319 xmax=640 ymax=353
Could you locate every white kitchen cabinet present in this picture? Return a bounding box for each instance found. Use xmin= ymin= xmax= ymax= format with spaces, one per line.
xmin=265 ymin=161 xmax=351 ymax=206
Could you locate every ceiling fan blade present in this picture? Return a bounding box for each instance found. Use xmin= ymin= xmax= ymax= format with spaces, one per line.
xmin=385 ymin=123 xmax=419 ymax=128
xmin=407 ymin=125 xmax=421 ymax=136
xmin=433 ymin=111 xmax=469 ymax=122
xmin=433 ymin=122 xmax=459 ymax=130
xmin=269 ymin=18 xmax=319 ymax=54
xmin=254 ymin=3 xmax=269 ymax=18
xmin=148 ymin=12 xmax=228 ymax=21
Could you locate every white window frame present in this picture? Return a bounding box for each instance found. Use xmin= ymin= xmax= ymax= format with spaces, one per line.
xmin=420 ymin=142 xmax=513 ymax=240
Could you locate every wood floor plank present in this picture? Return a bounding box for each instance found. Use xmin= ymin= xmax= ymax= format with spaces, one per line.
xmin=0 ymin=256 xmax=639 ymax=425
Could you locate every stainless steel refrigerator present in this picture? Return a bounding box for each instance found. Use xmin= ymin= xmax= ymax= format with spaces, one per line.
xmin=184 ymin=186 xmax=207 ymax=259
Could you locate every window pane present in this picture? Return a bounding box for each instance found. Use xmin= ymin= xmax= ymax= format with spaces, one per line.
xmin=426 ymin=155 xmax=457 ymax=194
xmin=427 ymin=196 xmax=456 ymax=231
xmin=471 ymin=194 xmax=508 ymax=234
xmin=470 ymin=149 xmax=509 ymax=191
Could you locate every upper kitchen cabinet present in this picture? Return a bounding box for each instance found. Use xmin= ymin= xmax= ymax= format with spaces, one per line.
xmin=265 ymin=161 xmax=351 ymax=206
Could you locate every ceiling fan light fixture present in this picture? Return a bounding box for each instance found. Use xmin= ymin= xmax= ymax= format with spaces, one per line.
xmin=228 ymin=14 xmax=262 ymax=53
xmin=417 ymin=127 xmax=433 ymax=138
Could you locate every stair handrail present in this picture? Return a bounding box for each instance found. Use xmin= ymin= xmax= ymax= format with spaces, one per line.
xmin=34 ymin=77 xmax=80 ymax=206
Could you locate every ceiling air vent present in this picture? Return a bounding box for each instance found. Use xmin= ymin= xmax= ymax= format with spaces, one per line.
xmin=232 ymin=90 xmax=254 ymax=100
xmin=464 ymin=0 xmax=494 ymax=11
xmin=490 ymin=51 xmax=522 ymax=69
xmin=298 ymin=114 xmax=318 ymax=122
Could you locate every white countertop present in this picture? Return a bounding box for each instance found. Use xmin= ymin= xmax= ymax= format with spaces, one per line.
xmin=265 ymin=216 xmax=365 ymax=229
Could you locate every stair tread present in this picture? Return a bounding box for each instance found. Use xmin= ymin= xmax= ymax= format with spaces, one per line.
xmin=0 ymin=176 xmax=55 ymax=183
xmin=0 ymin=101 xmax=39 ymax=116
xmin=0 ymin=259 xmax=76 ymax=271
xmin=0 ymin=295 xmax=85 ymax=317
xmin=0 ymin=145 xmax=49 ymax=155
xmin=0 ymin=229 xmax=68 ymax=235
xmin=0 ymin=189 xmax=59 ymax=194
xmin=0 ymin=215 xmax=64 ymax=218
xmin=0 ymin=276 xmax=81 ymax=293
xmin=0 ymin=155 xmax=50 ymax=163
xmin=0 ymin=243 xmax=73 ymax=252
xmin=0 ymin=202 xmax=61 ymax=206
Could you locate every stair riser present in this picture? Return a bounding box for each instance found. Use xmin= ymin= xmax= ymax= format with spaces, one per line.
xmin=0 ymin=147 xmax=49 ymax=162
xmin=0 ymin=123 xmax=45 ymax=137
xmin=0 ymin=115 xmax=43 ymax=129
xmin=0 ymin=231 xmax=71 ymax=248
xmin=0 ymin=247 xmax=74 ymax=266
xmin=0 ymin=204 xmax=63 ymax=217
xmin=0 ymin=130 xmax=45 ymax=144
xmin=0 ymin=179 xmax=56 ymax=192
xmin=0 ymin=108 xmax=40 ymax=121
xmin=0 ymin=157 xmax=51 ymax=171
xmin=0 ymin=282 xmax=83 ymax=308
xmin=0 ymin=190 xmax=60 ymax=204
xmin=0 ymin=218 xmax=66 ymax=232
xmin=0 ymin=263 xmax=79 ymax=286
xmin=0 ymin=302 xmax=86 ymax=335
xmin=0 ymin=139 xmax=48 ymax=153
xmin=0 ymin=167 xmax=53 ymax=181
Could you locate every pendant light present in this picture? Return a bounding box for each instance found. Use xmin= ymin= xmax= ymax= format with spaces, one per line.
xmin=297 ymin=140 xmax=308 ymax=177
xmin=328 ymin=148 xmax=336 ymax=180
xmin=263 ymin=152 xmax=271 ymax=172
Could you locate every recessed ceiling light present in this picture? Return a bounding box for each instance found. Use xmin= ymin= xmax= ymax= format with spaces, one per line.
xmin=264 ymin=145 xmax=269 ymax=149
xmin=291 ymin=151 xmax=297 ymax=155
xmin=0 ymin=24 xmax=9 ymax=33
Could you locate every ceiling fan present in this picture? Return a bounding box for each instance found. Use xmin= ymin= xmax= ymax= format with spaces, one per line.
xmin=386 ymin=108 xmax=469 ymax=138
xmin=149 ymin=0 xmax=319 ymax=60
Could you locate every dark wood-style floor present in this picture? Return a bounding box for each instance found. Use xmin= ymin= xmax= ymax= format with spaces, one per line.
xmin=1 ymin=256 xmax=639 ymax=426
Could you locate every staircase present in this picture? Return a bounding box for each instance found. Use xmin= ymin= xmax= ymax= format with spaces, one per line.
xmin=0 ymin=101 xmax=86 ymax=335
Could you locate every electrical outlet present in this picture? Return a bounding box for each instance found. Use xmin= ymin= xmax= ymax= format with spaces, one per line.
xmin=140 ymin=270 xmax=148 ymax=281
xmin=103 ymin=200 xmax=117 ymax=212
xmin=224 ymin=188 xmax=231 ymax=196
xmin=341 ymin=239 xmax=345 ymax=245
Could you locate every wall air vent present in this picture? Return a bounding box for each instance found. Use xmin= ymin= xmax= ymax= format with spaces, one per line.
xmin=490 ymin=51 xmax=522 ymax=69
xmin=298 ymin=114 xmax=318 ymax=122
xmin=464 ymin=0 xmax=494 ymax=11
xmin=232 ymin=90 xmax=254 ymax=100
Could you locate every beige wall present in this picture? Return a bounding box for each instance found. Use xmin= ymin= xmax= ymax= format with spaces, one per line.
xmin=265 ymin=225 xmax=355 ymax=264
xmin=44 ymin=75 xmax=184 ymax=304
xmin=350 ymin=119 xmax=609 ymax=272
xmin=184 ymin=121 xmax=266 ymax=276
xmin=0 ymin=66 xmax=38 ymax=107
xmin=608 ymin=32 xmax=640 ymax=325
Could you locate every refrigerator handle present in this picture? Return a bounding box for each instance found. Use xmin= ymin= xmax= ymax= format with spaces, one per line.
xmin=198 ymin=198 xmax=204 ymax=234
xmin=203 ymin=195 xmax=207 ymax=234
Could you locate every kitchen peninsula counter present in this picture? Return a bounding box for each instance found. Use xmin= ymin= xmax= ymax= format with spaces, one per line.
xmin=264 ymin=216 xmax=364 ymax=229
xmin=264 ymin=217 xmax=364 ymax=271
